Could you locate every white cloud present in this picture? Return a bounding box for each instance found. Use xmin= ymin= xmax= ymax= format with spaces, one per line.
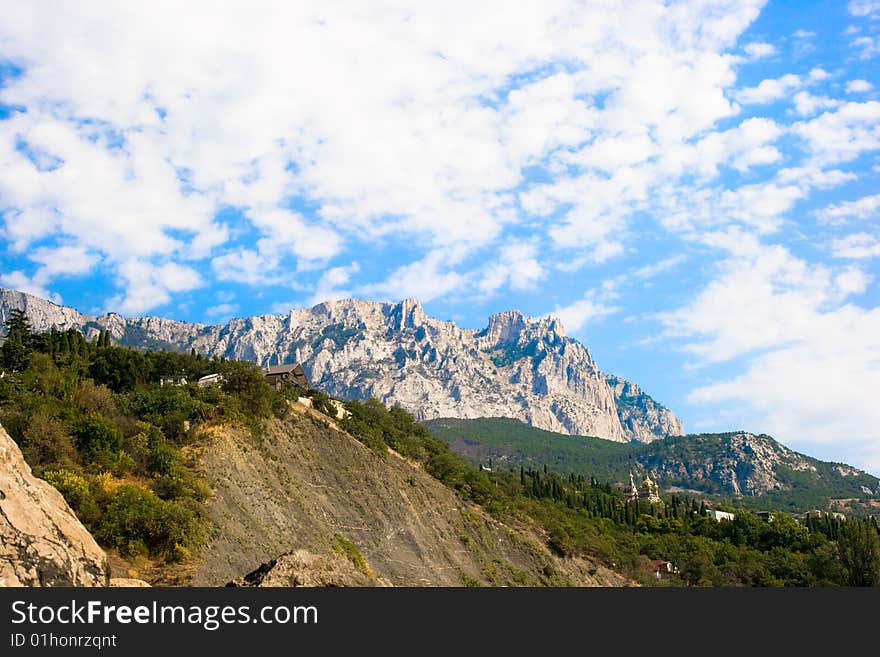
xmin=775 ymin=166 xmax=857 ymax=190
xmin=846 ymin=79 xmax=874 ymax=93
xmin=849 ymin=0 xmax=880 ymax=17
xmin=851 ymin=35 xmax=880 ymax=59
xmin=832 ymin=232 xmax=880 ymax=258
xmin=107 ymin=260 xmax=203 ymax=314
xmin=793 ymin=101 xmax=880 ymax=165
xmin=792 ymin=91 xmax=841 ymax=117
xmin=477 ymin=242 xmax=546 ymax=297
xmin=0 ymin=0 xmax=772 ymax=312
xmin=212 ymin=249 xmax=280 ymax=286
xmin=631 ymin=255 xmax=686 ymax=280
xmin=660 ymin=238 xmax=866 ymax=362
xmin=736 ymin=74 xmax=802 ymax=104
xmin=743 ymin=41 xmax=777 ymax=59
xmin=816 ymin=193 xmax=880 ymax=222
xmin=359 ymin=249 xmax=469 ymax=303
xmin=306 ymin=262 xmax=361 ymax=306
xmin=551 ymin=294 xmax=620 ymax=334
xmin=0 ymin=270 xmax=61 ymax=302
xmin=206 ymin=303 xmax=239 ymax=319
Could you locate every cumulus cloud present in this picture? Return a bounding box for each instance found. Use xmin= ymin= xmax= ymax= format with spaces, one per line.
xmin=736 ymin=73 xmax=803 ymax=104
xmin=743 ymin=42 xmax=777 ymax=59
xmin=816 ymin=193 xmax=880 ymax=223
xmin=552 ymin=294 xmax=620 ymax=334
xmin=793 ymin=101 xmax=880 ymax=165
xmin=477 ymin=242 xmax=546 ymax=297
xmin=846 ymin=79 xmax=874 ymax=93
xmin=306 ymin=262 xmax=361 ymax=306
xmin=849 ymin=0 xmax=880 ymax=17
xmin=358 ymin=249 xmax=469 ymax=303
xmin=832 ymin=232 xmax=880 ymax=258
xmin=206 ymin=303 xmax=239 ymax=319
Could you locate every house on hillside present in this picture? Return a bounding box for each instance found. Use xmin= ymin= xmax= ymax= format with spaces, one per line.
xmin=756 ymin=511 xmax=775 ymax=523
xmin=651 ymin=560 xmax=678 ymax=579
xmin=197 ymin=373 xmax=223 ymax=388
xmin=159 ymin=375 xmax=188 ymax=386
xmin=705 ymin=509 xmax=736 ymax=522
xmin=263 ymin=363 xmax=309 ymax=391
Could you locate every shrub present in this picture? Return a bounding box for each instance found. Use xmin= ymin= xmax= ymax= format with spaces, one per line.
xmin=332 ymin=534 xmax=374 ymax=577
xmin=42 ymin=469 xmax=104 ymax=528
xmin=73 ymin=415 xmax=122 ymax=461
xmin=21 ymin=412 xmax=78 ymax=469
xmin=97 ymin=485 xmax=201 ymax=560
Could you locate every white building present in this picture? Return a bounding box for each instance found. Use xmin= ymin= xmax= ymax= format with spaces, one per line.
xmin=705 ymin=509 xmax=736 ymax=522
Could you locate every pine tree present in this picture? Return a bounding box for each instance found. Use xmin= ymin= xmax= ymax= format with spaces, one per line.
xmin=1 ymin=308 xmax=33 ymax=371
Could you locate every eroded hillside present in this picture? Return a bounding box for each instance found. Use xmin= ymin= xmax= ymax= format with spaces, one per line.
xmin=191 ymin=405 xmax=629 ymax=587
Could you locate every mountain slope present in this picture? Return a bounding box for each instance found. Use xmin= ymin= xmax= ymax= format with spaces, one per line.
xmin=190 ymin=405 xmax=628 ymax=586
xmin=0 ymin=287 xmax=682 ymax=442
xmin=425 ymin=417 xmax=880 ymax=514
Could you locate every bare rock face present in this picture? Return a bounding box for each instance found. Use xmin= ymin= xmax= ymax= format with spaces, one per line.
xmin=604 ymin=375 xmax=684 ymax=442
xmin=227 ymin=550 xmax=391 ymax=587
xmin=1 ymin=288 xmax=684 ymax=443
xmin=0 ymin=424 xmax=109 ymax=587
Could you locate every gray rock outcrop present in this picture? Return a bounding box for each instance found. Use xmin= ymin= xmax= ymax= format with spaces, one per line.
xmin=0 ymin=424 xmax=109 ymax=587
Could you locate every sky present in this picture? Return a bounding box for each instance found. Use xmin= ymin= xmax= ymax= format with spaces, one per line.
xmin=0 ymin=1 xmax=879 ymax=474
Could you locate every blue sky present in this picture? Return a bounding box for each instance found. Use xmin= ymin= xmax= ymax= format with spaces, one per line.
xmin=1 ymin=1 xmax=879 ymax=474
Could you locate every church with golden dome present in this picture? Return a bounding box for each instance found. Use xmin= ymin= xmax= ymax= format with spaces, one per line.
xmin=627 ymin=472 xmax=661 ymax=504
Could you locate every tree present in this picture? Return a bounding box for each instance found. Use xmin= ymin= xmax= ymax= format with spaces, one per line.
xmin=837 ymin=519 xmax=880 ymax=586
xmin=1 ymin=309 xmax=33 ymax=371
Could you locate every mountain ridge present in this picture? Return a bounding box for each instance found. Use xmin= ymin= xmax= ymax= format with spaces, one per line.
xmin=425 ymin=417 xmax=880 ymax=514
xmin=0 ymin=287 xmax=683 ymax=443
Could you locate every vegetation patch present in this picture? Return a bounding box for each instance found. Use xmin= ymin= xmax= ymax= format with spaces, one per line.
xmin=332 ymin=533 xmax=374 ymax=577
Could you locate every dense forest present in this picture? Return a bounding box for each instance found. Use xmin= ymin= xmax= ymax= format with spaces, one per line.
xmin=2 ymin=312 xmax=879 ymax=586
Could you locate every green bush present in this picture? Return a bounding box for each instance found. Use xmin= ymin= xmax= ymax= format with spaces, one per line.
xmin=73 ymin=415 xmax=122 ymax=461
xmin=42 ymin=469 xmax=105 ymax=529
xmin=97 ymin=485 xmax=201 ymax=560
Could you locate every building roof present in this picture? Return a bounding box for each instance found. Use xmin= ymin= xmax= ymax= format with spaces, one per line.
xmin=264 ymin=363 xmax=305 ymax=375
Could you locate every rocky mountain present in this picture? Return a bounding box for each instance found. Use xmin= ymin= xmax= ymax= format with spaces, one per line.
xmin=0 ymin=423 xmax=108 ymax=586
xmin=425 ymin=417 xmax=880 ymax=512
xmin=0 ymin=288 xmax=683 ymax=442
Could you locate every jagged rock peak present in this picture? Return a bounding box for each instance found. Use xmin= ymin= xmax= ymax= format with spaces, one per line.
xmin=485 ymin=310 xmax=527 ymax=345
xmin=389 ymin=298 xmax=427 ymax=330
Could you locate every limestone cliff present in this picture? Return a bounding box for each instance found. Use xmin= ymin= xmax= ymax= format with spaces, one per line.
xmin=0 ymin=288 xmax=683 ymax=442
xmin=0 ymin=424 xmax=109 ymax=587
